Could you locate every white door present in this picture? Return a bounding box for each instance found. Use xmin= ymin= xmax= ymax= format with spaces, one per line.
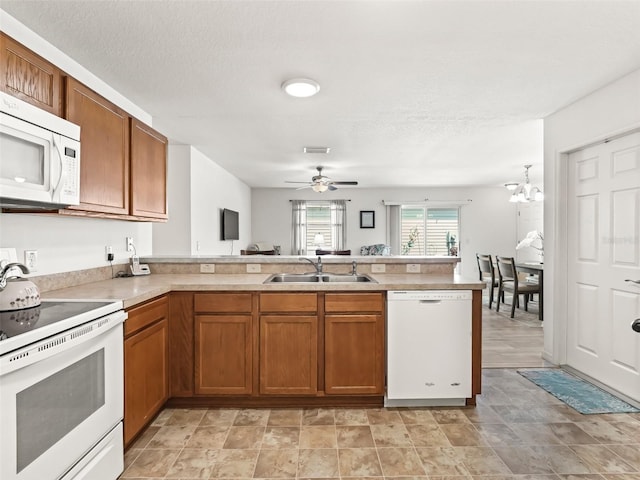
xmin=567 ymin=131 xmax=640 ymax=402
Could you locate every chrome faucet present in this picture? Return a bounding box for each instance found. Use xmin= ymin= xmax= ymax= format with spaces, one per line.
xmin=300 ymin=256 xmax=323 ymax=275
xmin=351 ymin=261 xmax=358 ymax=275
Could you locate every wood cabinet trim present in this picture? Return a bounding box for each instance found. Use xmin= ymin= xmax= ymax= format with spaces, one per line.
xmin=259 ymin=292 xmax=318 ymax=313
xmin=324 ymin=292 xmax=384 ymax=313
xmin=125 ymin=295 xmax=168 ymax=337
xmin=194 ymin=293 xmax=253 ymax=313
xmin=0 ymin=32 xmax=62 ymax=115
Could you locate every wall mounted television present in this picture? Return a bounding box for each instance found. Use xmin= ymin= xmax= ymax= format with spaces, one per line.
xmin=221 ymin=208 xmax=239 ymax=240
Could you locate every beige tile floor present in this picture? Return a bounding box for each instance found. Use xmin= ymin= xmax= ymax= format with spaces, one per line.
xmin=121 ymin=297 xmax=640 ymax=480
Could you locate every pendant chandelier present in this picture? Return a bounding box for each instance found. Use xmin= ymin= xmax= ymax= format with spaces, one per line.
xmin=506 ymin=164 xmax=544 ymax=203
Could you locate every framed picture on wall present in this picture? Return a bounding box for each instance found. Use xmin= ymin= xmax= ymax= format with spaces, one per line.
xmin=360 ymin=210 xmax=375 ymax=228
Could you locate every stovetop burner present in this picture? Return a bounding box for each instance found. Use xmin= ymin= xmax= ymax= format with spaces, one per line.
xmin=0 ymin=299 xmax=123 ymax=356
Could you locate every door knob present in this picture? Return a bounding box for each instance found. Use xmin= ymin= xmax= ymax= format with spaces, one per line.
xmin=633 ymin=319 xmax=640 ymax=333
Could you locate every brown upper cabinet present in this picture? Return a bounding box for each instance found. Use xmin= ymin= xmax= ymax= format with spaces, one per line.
xmin=66 ymin=77 xmax=130 ymax=215
xmin=0 ymin=33 xmax=62 ymax=116
xmin=65 ymin=78 xmax=168 ymax=220
xmin=1 ymin=34 xmax=168 ymax=221
xmin=130 ymin=118 xmax=168 ymax=219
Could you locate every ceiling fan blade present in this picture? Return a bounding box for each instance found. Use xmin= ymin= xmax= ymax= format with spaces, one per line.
xmin=328 ymin=184 xmax=338 ymax=191
xmin=295 ymin=185 xmax=312 ymax=190
xmin=285 ymin=181 xmax=312 ymax=184
xmin=330 ymin=181 xmax=358 ymax=186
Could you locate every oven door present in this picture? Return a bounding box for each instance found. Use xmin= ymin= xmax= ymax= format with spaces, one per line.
xmin=0 ymin=315 xmax=124 ymax=480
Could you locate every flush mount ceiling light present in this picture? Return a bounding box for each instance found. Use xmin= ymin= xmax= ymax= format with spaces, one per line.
xmin=509 ymin=164 xmax=544 ymax=203
xmin=281 ymin=78 xmax=320 ymax=98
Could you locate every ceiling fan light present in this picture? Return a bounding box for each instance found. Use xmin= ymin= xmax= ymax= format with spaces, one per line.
xmin=312 ymin=183 xmax=328 ymax=193
xmin=282 ymin=78 xmax=320 ymax=98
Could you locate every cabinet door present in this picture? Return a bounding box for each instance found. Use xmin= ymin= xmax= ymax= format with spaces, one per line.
xmin=65 ymin=77 xmax=130 ymax=214
xmin=260 ymin=315 xmax=318 ymax=395
xmin=325 ymin=314 xmax=384 ymax=395
xmin=130 ymin=118 xmax=168 ymax=219
xmin=0 ymin=33 xmax=61 ymax=115
xmin=195 ymin=315 xmax=253 ymax=395
xmin=124 ymin=318 xmax=168 ymax=446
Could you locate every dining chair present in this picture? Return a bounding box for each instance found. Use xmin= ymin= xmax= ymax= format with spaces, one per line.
xmin=496 ymin=256 xmax=540 ymax=318
xmin=476 ymin=253 xmax=499 ymax=309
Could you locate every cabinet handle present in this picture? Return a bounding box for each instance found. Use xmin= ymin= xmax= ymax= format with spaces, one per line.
xmin=625 ymin=279 xmax=640 ymax=285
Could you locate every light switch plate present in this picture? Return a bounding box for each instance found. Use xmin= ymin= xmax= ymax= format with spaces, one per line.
xmin=371 ymin=264 xmax=386 ymax=273
xmin=246 ymin=264 xmax=261 ymax=273
xmin=406 ymin=263 xmax=420 ymax=273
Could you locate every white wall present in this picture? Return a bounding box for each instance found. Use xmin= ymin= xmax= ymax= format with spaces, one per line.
xmin=0 ymin=213 xmax=151 ymax=275
xmin=252 ymin=186 xmax=517 ymax=280
xmin=152 ymin=146 xmax=252 ymax=256
xmin=544 ymin=68 xmax=640 ymax=363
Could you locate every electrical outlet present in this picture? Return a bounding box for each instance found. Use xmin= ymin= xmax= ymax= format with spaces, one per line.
xmin=246 ymin=264 xmax=261 ymax=273
xmin=371 ymin=264 xmax=386 ymax=273
xmin=126 ymin=237 xmax=134 ymax=252
xmin=106 ymin=246 xmax=114 ymax=262
xmin=24 ymin=250 xmax=38 ymax=271
xmin=200 ymin=264 xmax=216 ymax=273
xmin=406 ymin=263 xmax=420 ymax=273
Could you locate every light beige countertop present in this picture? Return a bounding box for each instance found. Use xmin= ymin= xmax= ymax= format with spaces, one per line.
xmin=42 ymin=273 xmax=484 ymax=309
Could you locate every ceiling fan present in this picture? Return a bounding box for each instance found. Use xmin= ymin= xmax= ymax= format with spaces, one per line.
xmin=286 ymin=166 xmax=358 ymax=192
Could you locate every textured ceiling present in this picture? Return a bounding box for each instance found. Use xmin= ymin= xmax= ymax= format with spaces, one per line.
xmin=3 ymin=1 xmax=640 ymax=189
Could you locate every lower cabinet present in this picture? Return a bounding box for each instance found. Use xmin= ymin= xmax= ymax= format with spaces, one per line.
xmin=165 ymin=291 xmax=386 ymax=407
xmin=194 ymin=293 xmax=253 ymax=395
xmin=124 ymin=296 xmax=169 ymax=447
xmin=259 ymin=293 xmax=318 ymax=395
xmin=324 ymin=293 xmax=385 ymax=395
xmin=195 ymin=315 xmax=253 ymax=394
xmin=259 ymin=314 xmax=318 ymax=395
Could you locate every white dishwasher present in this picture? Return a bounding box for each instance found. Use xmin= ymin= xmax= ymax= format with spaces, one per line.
xmin=386 ymin=290 xmax=472 ymax=407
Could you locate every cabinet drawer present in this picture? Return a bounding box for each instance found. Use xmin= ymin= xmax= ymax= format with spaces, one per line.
xmin=125 ymin=296 xmax=168 ymax=337
xmin=194 ymin=293 xmax=252 ymax=313
xmin=260 ymin=293 xmax=317 ymax=313
xmin=325 ymin=293 xmax=384 ymax=313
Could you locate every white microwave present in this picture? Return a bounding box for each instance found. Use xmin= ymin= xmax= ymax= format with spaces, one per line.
xmin=0 ymin=91 xmax=80 ymax=208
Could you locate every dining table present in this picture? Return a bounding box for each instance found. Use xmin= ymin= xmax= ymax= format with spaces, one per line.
xmin=516 ymin=262 xmax=544 ymax=320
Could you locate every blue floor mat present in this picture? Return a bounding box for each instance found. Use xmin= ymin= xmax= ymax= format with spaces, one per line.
xmin=518 ymin=369 xmax=640 ymax=414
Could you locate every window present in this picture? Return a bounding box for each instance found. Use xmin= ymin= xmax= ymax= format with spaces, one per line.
xmin=291 ymin=200 xmax=347 ymax=255
xmin=400 ymin=207 xmax=459 ymax=256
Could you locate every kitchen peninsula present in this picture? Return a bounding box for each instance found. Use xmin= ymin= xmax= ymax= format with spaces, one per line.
xmin=39 ymin=255 xmax=484 ymax=448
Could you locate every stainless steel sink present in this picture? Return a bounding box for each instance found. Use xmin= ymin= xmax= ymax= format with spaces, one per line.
xmin=263 ymin=273 xmax=376 ymax=284
xmin=321 ymin=274 xmax=376 ymax=283
xmin=264 ymin=274 xmax=322 ymax=283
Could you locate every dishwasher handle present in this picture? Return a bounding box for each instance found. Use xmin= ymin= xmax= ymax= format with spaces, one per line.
xmin=419 ymin=299 xmax=442 ymax=304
